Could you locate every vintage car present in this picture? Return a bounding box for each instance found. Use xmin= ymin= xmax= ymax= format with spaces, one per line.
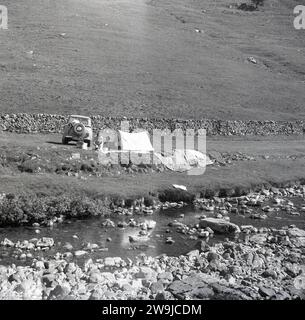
xmin=62 ymin=115 xmax=93 ymax=147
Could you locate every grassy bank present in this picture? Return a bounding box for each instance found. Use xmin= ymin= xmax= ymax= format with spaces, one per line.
xmin=1 ymin=158 xmax=305 ymax=199
xmin=1 ymin=157 xmax=305 ymax=227
xmin=0 ymin=193 xmax=112 ymax=227
xmin=1 ymin=132 xmax=305 ymax=226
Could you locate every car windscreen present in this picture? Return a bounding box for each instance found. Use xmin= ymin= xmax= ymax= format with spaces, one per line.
xmin=69 ymin=117 xmax=90 ymax=126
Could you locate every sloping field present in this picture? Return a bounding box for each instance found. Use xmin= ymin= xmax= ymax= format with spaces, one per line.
xmin=0 ymin=0 xmax=304 ymax=120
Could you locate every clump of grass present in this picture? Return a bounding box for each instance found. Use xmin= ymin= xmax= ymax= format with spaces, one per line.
xmin=158 ymin=188 xmax=195 ymax=203
xmin=0 ymin=193 xmax=111 ymax=227
xmin=238 ymin=0 xmax=265 ymax=11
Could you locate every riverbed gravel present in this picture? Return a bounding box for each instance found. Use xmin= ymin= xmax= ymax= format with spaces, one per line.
xmin=0 ymin=223 xmax=304 ymax=300
xmin=0 ymin=185 xmax=305 ymax=300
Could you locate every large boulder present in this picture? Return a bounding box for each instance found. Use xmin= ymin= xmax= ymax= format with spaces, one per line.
xmin=167 ymin=273 xmax=250 ymax=300
xmin=287 ymin=228 xmax=305 ymax=238
xmin=104 ymin=257 xmax=122 ymax=267
xmin=292 ymin=237 xmax=305 ymax=247
xmin=249 ymin=234 xmax=267 ymax=244
xmin=199 ymin=218 xmax=240 ymax=234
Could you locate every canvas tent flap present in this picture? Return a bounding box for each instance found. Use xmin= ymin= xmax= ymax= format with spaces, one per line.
xmin=184 ymin=149 xmax=213 ymax=166
xmin=154 ymin=149 xmax=213 ymax=172
xmin=119 ymin=130 xmax=154 ymax=152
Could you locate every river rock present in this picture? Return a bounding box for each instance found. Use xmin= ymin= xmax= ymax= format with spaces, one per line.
xmin=167 ymin=280 xmax=193 ymax=299
xmin=241 ymin=225 xmax=257 ymax=233
xmin=198 ymin=231 xmax=210 ymax=238
xmin=258 ymin=286 xmax=276 ymax=298
xmin=101 ymin=219 xmax=115 ymax=228
xmin=19 ymin=253 xmax=27 ymax=260
xmin=64 ymin=262 xmax=77 ymax=274
xmin=287 ymin=228 xmax=305 ymax=238
xmin=168 ymin=221 xmax=185 ymax=228
xmin=89 ymin=288 xmax=104 ymax=300
xmin=88 ymin=270 xmax=103 ymax=283
xmin=210 ymin=283 xmax=251 ymax=300
xmin=42 ymin=274 xmax=56 ymax=287
xmin=167 ymin=273 xmax=220 ymax=299
xmin=36 ymin=237 xmax=54 ymax=248
xmin=101 ymin=272 xmax=116 ymax=285
xmin=63 ymin=252 xmax=73 ymax=259
xmin=292 ymin=237 xmax=305 ymax=247
xmin=63 ymin=242 xmax=73 ymax=251
xmin=195 ymin=240 xmax=209 ymax=252
xmin=33 ymin=261 xmax=45 ymax=270
xmin=129 ymin=235 xmax=150 ymax=243
xmin=249 ymin=234 xmax=267 ymax=244
xmin=1 ymin=238 xmax=14 ymax=247
xmin=150 ymin=280 xmax=164 ymax=294
xmin=49 ymin=284 xmax=71 ymax=299
xmin=157 ymin=272 xmax=173 ymax=284
xmin=207 ymin=251 xmax=220 ymax=262
xmin=0 ymin=265 xmax=7 ymax=277
xmin=128 ymin=219 xmax=138 ymax=227
xmin=135 ymin=267 xmax=157 ymax=281
xmin=262 ymin=269 xmax=278 ymax=279
xmin=145 ymin=220 xmax=157 ymax=230
xmin=74 ymin=250 xmax=88 ymax=257
xmin=86 ymin=243 xmax=99 ymax=250
xmin=14 ymin=279 xmax=38 ymax=299
xmin=199 ymin=218 xmax=240 ymax=234
xmin=191 ymin=287 xmax=214 ymax=299
xmin=104 ymin=257 xmax=122 ymax=267
xmin=165 ymin=237 xmax=175 ymax=244
xmin=187 ymin=250 xmax=200 ymax=260
xmin=117 ymin=221 xmax=128 ymax=228
xmin=155 ymin=291 xmax=174 ymax=300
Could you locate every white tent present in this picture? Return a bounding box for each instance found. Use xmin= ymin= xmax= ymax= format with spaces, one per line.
xmin=118 ymin=130 xmax=154 ymax=152
xmin=97 ymin=130 xmax=213 ymax=173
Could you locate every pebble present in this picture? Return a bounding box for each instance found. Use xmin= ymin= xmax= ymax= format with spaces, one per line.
xmin=165 ymin=237 xmax=175 ymax=244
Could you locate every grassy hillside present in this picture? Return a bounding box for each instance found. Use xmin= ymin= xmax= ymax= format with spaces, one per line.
xmin=0 ymin=0 xmax=304 ymax=120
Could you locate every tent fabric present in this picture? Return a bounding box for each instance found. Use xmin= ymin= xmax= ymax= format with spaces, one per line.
xmin=184 ymin=149 xmax=212 ymax=167
xmin=154 ymin=149 xmax=213 ymax=172
xmin=118 ymin=130 xmax=154 ymax=152
xmin=97 ymin=130 xmax=213 ymax=172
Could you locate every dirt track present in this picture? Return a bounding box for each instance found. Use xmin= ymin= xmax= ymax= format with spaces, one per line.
xmin=0 ymin=0 xmax=304 ymax=120
xmin=1 ymin=131 xmax=305 ymax=156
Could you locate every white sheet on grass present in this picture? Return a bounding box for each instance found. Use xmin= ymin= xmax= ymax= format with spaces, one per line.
xmin=154 ymin=149 xmax=213 ymax=172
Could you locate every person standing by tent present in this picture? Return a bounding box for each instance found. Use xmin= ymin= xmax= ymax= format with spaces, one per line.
xmin=94 ymin=129 xmax=104 ymax=150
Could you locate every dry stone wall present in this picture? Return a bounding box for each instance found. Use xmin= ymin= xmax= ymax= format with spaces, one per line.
xmin=1 ymin=113 xmax=305 ymax=136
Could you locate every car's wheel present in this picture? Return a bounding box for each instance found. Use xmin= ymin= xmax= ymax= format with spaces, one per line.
xmin=62 ymin=137 xmax=69 ymax=145
xmin=73 ymin=123 xmax=85 ymax=136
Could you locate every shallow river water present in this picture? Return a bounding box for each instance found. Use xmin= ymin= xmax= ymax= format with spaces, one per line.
xmin=0 ymin=197 xmax=305 ymax=266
